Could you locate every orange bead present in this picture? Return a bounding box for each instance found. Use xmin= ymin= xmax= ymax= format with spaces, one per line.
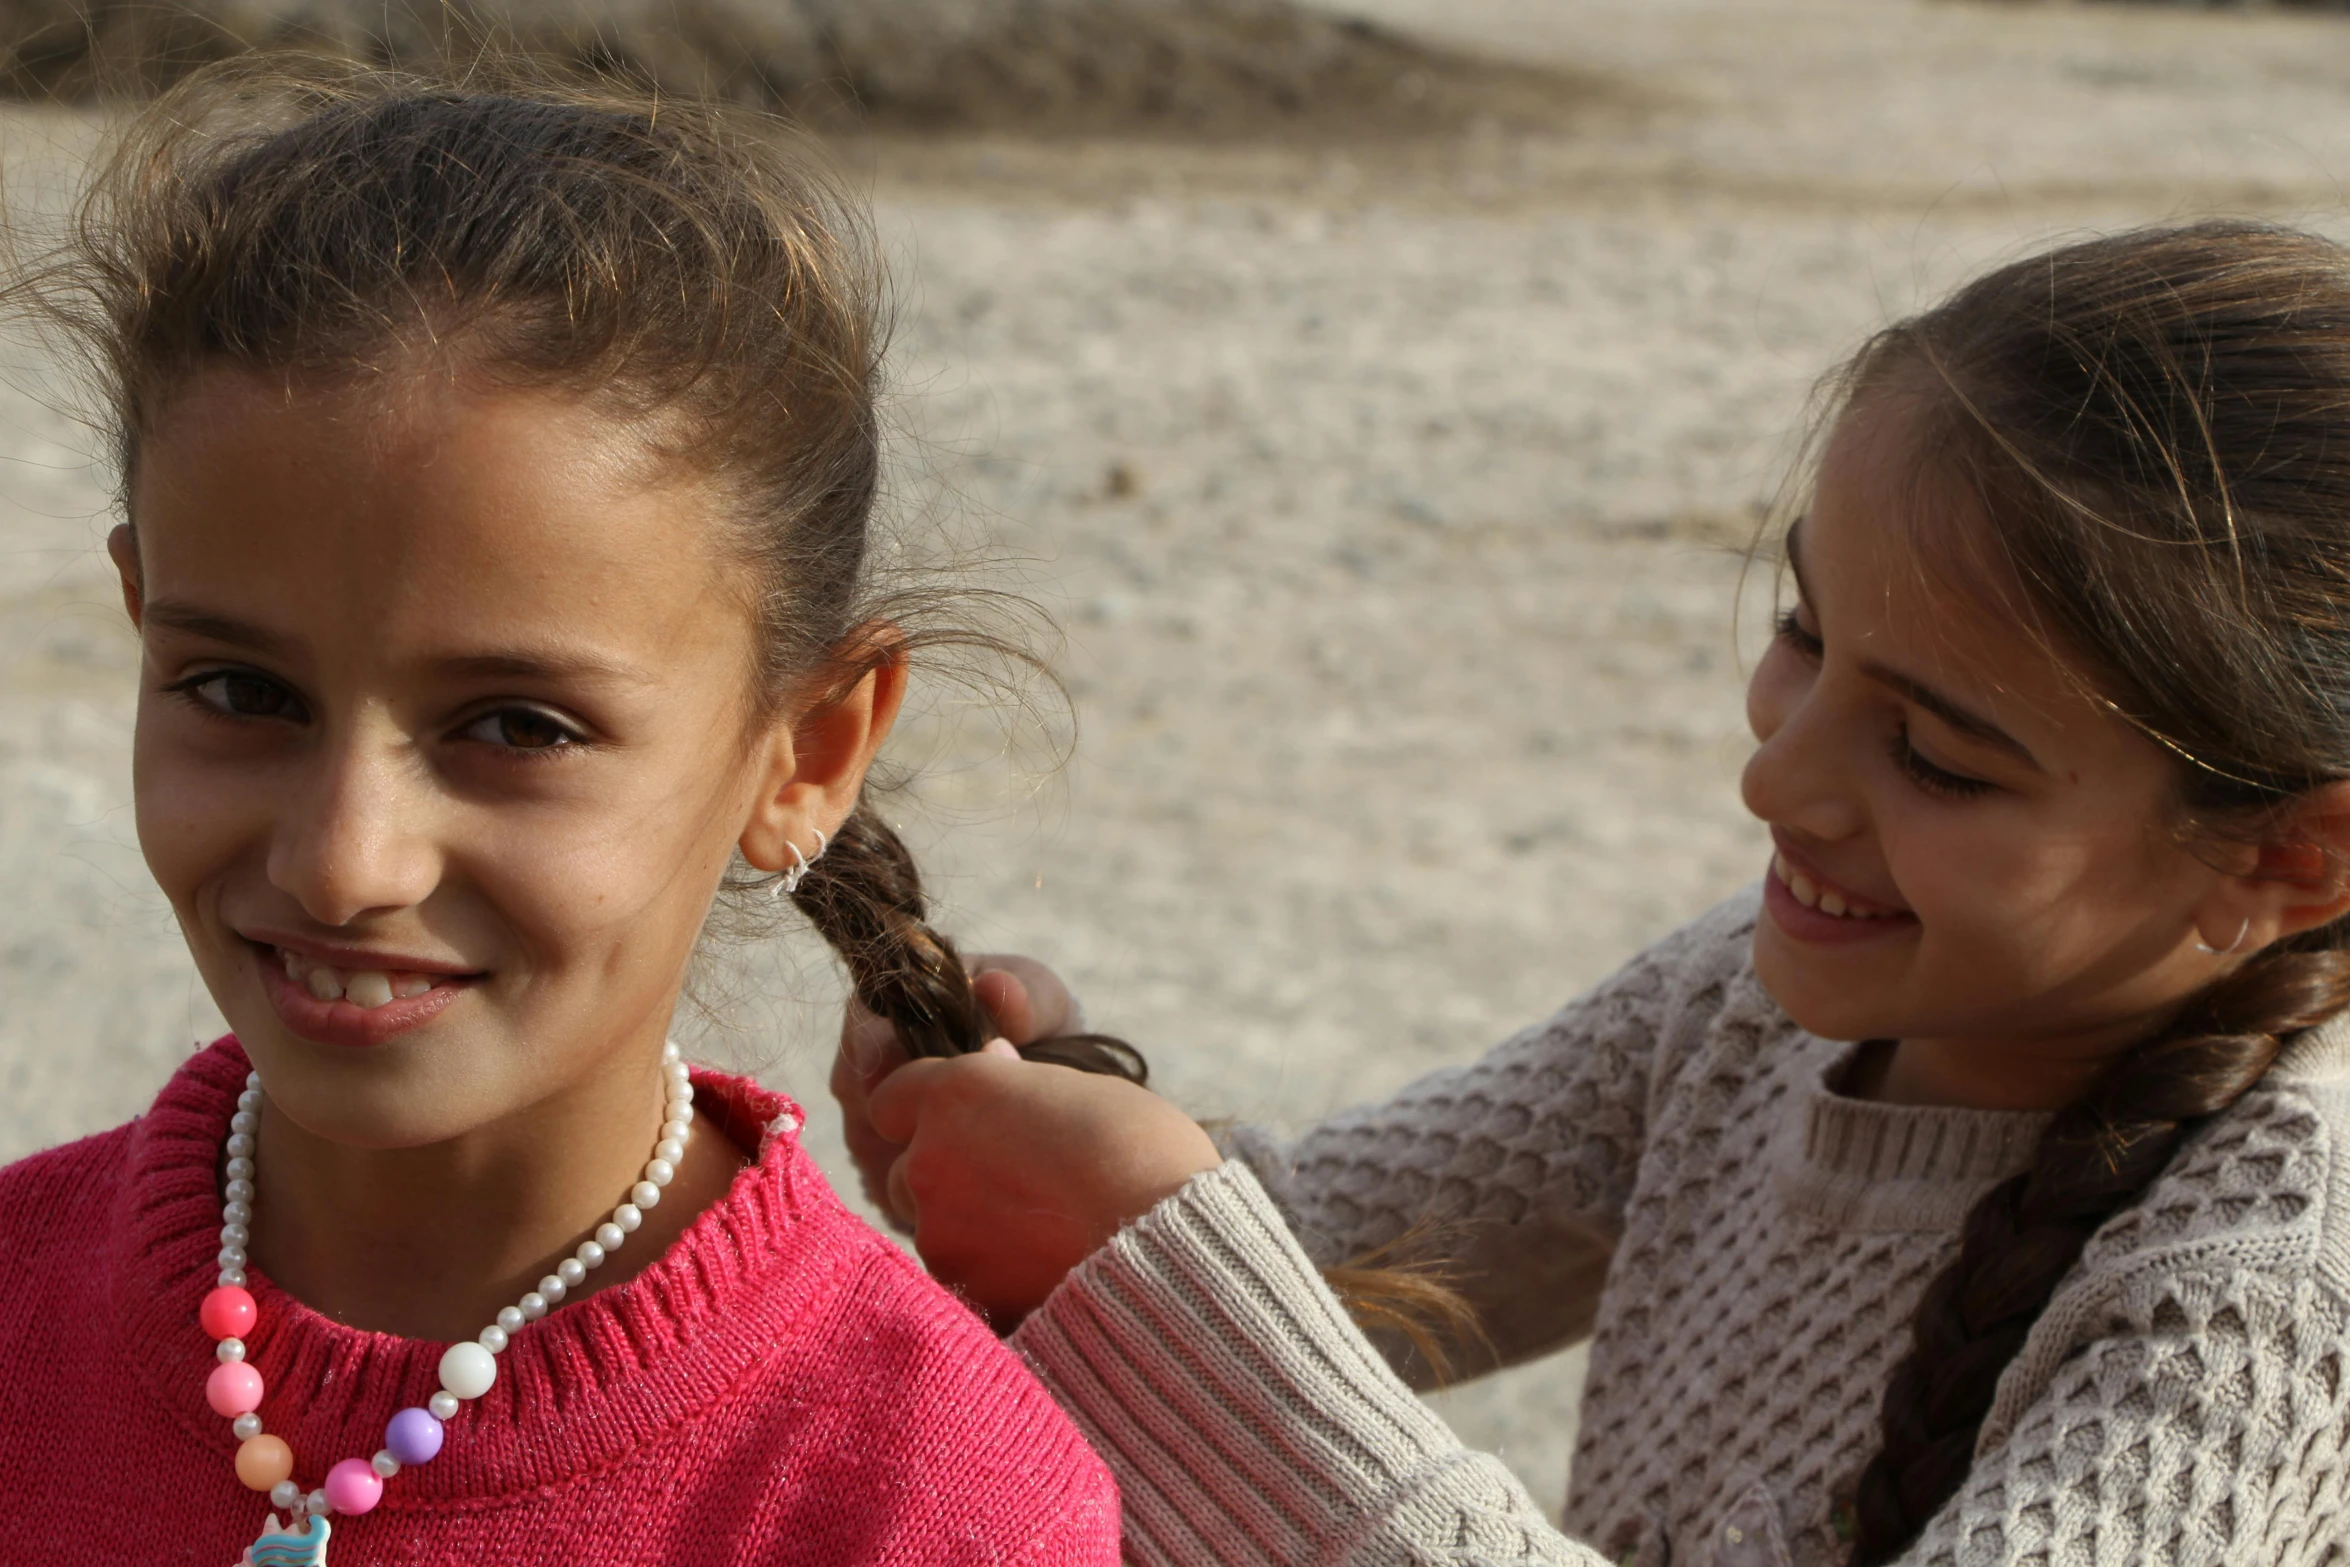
xmin=234 ymin=1434 xmax=294 ymax=1491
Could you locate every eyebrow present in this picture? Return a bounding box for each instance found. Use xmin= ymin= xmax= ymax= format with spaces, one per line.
xmin=1783 ymin=522 xmax=2044 ymax=772
xmin=141 ymin=601 xmax=654 ymax=687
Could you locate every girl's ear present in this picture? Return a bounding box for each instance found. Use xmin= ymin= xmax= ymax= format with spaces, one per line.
xmin=107 ymin=523 xmax=143 ymax=628
xmin=2225 ymin=781 xmax=2350 ymax=945
xmin=739 ymin=627 xmax=909 ymax=874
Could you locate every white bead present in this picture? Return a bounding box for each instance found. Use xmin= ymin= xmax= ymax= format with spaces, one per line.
xmin=644 ymin=1159 xmax=674 ymax=1187
xmin=519 ymin=1292 xmax=548 ymax=1320
xmin=225 ymin=1157 xmax=255 ymax=1183
xmin=221 ymin=1223 xmax=249 ymax=1246
xmin=237 ymin=1088 xmax=263 ymax=1111
xmin=537 ymin=1275 xmax=566 ymax=1302
xmin=233 ymin=1412 xmax=263 ymax=1440
xmin=226 ymin=1133 xmax=255 ymax=1159
xmin=497 ymin=1305 xmax=525 ymax=1334
xmin=218 ymin=1267 xmax=246 ymax=1288
xmin=662 ymin=1039 xmax=681 ymax=1061
xmin=217 ymin=1246 xmax=246 ymax=1269
xmin=575 ymin=1240 xmax=605 ymax=1269
xmin=632 ymin=1181 xmax=661 ymax=1210
xmin=270 ymin=1480 xmax=301 ymax=1511
xmin=439 ymin=1340 xmax=497 ymax=1399
xmin=670 ymin=1082 xmax=695 ymax=1108
xmin=653 ymin=1138 xmax=684 ymax=1166
xmin=217 ymin=1338 xmax=245 ymax=1363
xmin=372 ymin=1450 xmax=400 ymax=1479
xmin=613 ymin=1204 xmax=642 ymax=1233
xmin=230 ymin=1110 xmax=258 ymax=1135
xmin=428 ymin=1390 xmax=460 ymax=1421
xmin=595 ymin=1222 xmax=624 ymax=1252
xmin=246 ymin=1070 xmax=262 ymax=1091
xmin=225 ymin=1179 xmax=254 ymax=1203
xmin=223 ymin=1199 xmax=252 ymax=1224
xmin=478 ymin=1324 xmax=509 ymax=1353
xmin=664 ymin=1057 xmax=689 ymax=1080
xmin=556 ymin=1259 xmax=586 ymax=1287
xmin=661 ymin=1117 xmax=691 ymax=1144
xmin=308 ymin=1489 xmax=329 ymax=1516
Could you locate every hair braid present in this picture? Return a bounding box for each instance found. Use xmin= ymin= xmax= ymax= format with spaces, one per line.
xmin=1848 ymin=933 xmax=2350 ymax=1564
xmin=790 ymin=800 xmax=1148 ymax=1083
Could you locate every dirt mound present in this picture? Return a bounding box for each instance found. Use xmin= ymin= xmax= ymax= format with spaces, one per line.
xmin=0 ymin=0 xmax=1591 ymax=138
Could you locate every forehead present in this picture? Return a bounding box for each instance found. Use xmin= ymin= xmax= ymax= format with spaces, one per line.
xmin=1804 ymin=391 xmax=2125 ymax=742
xmin=127 ymin=369 xmax=748 ymax=672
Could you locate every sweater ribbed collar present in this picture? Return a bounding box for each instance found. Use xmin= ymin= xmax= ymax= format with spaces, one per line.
xmin=1775 ymin=1015 xmax=2350 ymax=1234
xmin=1773 ymin=1042 xmax=2051 ymax=1234
xmin=109 ymin=1038 xmax=860 ymax=1504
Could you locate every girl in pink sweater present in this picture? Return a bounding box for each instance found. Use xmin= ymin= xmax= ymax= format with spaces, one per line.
xmin=0 ymin=60 xmax=1118 ymax=1565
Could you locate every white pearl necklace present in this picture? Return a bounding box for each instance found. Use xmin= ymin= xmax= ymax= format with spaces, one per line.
xmin=208 ymin=1042 xmax=695 ymax=1526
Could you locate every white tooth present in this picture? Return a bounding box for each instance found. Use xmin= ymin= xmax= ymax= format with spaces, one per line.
xmin=1773 ymin=852 xmax=1792 ymax=884
xmin=1789 ymin=873 xmax=1819 ymax=908
xmin=345 ymin=971 xmax=395 ymax=1009
xmin=280 ymin=950 xmax=304 ymax=980
xmin=1819 ymin=892 xmax=1848 ymax=918
xmin=394 ymin=975 xmax=434 ymax=1000
xmin=304 ymin=966 xmax=345 ymax=1002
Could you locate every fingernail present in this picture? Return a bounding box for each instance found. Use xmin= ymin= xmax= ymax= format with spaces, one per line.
xmin=981 ymin=1037 xmax=1020 ymax=1060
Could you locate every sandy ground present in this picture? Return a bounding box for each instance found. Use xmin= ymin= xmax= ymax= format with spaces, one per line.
xmin=8 ymin=0 xmax=2350 ymax=1520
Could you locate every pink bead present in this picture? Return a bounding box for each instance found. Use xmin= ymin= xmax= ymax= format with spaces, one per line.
xmin=324 ymin=1456 xmax=383 ymax=1515
xmin=200 ymin=1285 xmax=257 ymax=1341
xmin=205 ymin=1360 xmax=263 ymax=1417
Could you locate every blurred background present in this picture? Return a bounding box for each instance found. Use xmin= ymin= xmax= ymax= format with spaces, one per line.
xmin=2 ymin=0 xmax=2348 ymax=1518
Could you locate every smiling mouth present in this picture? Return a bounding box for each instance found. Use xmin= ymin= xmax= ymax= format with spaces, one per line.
xmin=1770 ymin=851 xmax=1909 ymax=921
xmin=269 ymin=946 xmax=472 ymax=1010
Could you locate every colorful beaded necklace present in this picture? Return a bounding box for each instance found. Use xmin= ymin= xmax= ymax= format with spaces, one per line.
xmin=200 ymin=1044 xmax=697 ymax=1565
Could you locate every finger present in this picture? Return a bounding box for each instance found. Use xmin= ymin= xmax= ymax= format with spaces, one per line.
xmin=865 ymin=1055 xmax=955 ymax=1144
xmin=885 ymin=1150 xmax=918 ymax=1231
xmin=971 ymin=968 xmax=1037 ymax=1045
xmin=970 ymin=954 xmax=1080 ymax=1039
xmin=841 ymin=997 xmax=909 ymax=1081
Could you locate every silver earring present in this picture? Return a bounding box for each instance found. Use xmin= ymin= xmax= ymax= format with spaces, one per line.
xmin=2195 ymin=917 xmax=2251 ymax=957
xmin=768 ymin=827 xmax=829 ymax=900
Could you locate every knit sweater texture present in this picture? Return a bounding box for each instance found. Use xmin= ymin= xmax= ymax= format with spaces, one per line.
xmin=9 ymin=1038 xmax=1118 ymax=1564
xmin=1011 ymin=889 xmax=2350 ymax=1566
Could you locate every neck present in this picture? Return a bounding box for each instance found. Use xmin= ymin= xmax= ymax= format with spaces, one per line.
xmin=1850 ymin=1019 xmax=2163 ymax=1112
xmin=245 ymin=1040 xmax=745 ymax=1342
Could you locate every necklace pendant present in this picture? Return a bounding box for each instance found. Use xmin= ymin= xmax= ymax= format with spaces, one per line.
xmin=237 ymin=1512 xmax=331 ymax=1567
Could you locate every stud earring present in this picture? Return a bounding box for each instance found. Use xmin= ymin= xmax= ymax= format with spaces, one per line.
xmin=768 ymin=827 xmax=829 ymax=900
xmin=2195 ymin=917 xmax=2251 ymax=957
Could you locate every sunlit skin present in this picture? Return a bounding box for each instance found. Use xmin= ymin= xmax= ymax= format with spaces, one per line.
xmin=840 ymin=380 xmax=2350 ymax=1323
xmin=118 ymin=366 xmax=903 ymax=1342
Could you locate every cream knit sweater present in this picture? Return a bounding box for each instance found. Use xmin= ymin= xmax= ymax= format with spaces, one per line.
xmin=1010 ymin=890 xmax=2350 ymax=1566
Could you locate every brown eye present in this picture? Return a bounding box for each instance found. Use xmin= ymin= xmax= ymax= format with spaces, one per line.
xmin=461 ymin=707 xmax=582 ymax=751
xmin=185 ymin=671 xmax=304 ymax=721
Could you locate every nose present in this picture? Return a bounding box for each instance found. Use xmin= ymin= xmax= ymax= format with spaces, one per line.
xmin=1741 ymin=658 xmax=1866 ymax=845
xmin=266 ymin=719 xmax=443 ymax=927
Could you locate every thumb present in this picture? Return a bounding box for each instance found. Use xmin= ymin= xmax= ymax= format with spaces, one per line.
xmin=971 ymin=968 xmax=1037 ymax=1045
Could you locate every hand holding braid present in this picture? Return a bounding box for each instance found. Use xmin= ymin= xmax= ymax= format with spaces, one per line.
xmin=1849 ymin=933 xmax=2350 ymax=1564
xmin=790 ymin=801 xmax=1147 ymax=1083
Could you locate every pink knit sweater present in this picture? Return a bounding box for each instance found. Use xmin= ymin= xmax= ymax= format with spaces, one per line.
xmin=2 ymin=1039 xmax=1118 ymax=1563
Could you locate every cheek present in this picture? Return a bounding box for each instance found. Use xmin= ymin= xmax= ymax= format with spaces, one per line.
xmin=1745 ymin=645 xmax=1804 ymax=744
xmin=130 ymin=700 xmax=269 ymax=908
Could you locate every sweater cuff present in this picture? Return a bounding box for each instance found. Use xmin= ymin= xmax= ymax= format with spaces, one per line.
xmin=1011 ymin=1161 xmax=1589 ymax=1566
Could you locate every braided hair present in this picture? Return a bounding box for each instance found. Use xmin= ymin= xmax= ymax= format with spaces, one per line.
xmin=1830 ymin=224 xmax=2350 ymax=1562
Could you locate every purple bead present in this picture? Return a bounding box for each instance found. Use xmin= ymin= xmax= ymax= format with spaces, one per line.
xmin=385 ymin=1406 xmax=444 ymax=1465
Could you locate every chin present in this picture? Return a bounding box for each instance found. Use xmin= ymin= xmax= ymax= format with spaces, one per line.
xmin=1751 ymin=934 xmax=1891 ymax=1044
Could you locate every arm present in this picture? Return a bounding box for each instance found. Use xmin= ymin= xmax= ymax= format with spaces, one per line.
xmin=1222 ymin=898 xmax=1747 ymax=1380
xmin=1012 ymin=1159 xmax=1617 ymax=1567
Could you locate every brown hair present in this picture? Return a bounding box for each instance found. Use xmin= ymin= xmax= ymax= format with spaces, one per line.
xmin=1825 ymin=222 xmax=2350 ymax=1562
xmin=20 ymin=54 xmax=1146 ymax=1082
